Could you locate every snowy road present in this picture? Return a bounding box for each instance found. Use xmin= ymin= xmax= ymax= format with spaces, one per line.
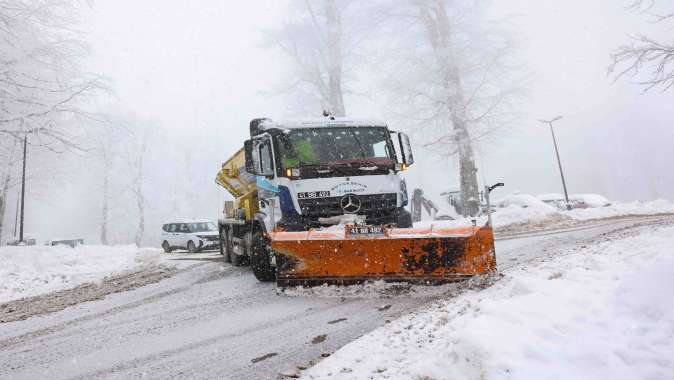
xmin=0 ymin=216 xmax=671 ymax=380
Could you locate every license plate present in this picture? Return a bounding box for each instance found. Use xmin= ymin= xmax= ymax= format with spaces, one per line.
xmin=297 ymin=191 xmax=331 ymax=199
xmin=346 ymin=225 xmax=386 ymax=238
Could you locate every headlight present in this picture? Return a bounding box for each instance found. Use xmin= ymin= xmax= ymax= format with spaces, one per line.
xmin=285 ymin=168 xmax=301 ymax=177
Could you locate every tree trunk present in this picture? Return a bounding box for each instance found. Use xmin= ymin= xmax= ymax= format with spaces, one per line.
xmin=133 ymin=142 xmax=147 ymax=247
xmin=100 ymin=163 xmax=109 ymax=245
xmin=0 ymin=155 xmax=15 ymax=242
xmin=419 ymin=0 xmax=481 ymax=216
xmin=325 ymin=0 xmax=346 ymax=116
xmin=135 ymin=191 xmax=144 ymax=247
xmin=455 ymin=124 xmax=480 ymax=216
xmin=0 ymin=195 xmax=4 ymax=243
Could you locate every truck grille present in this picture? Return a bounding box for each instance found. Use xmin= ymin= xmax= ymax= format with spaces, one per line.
xmin=298 ymin=193 xmax=398 ymax=224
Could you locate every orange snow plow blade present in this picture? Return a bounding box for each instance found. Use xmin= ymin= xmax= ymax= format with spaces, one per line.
xmin=271 ymin=224 xmax=497 ymax=287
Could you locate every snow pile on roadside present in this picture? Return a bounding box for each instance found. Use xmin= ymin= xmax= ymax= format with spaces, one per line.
xmin=571 ymin=193 xmax=611 ymax=207
xmin=495 ymin=193 xmax=674 ymax=227
xmin=538 ymin=193 xmax=612 ymax=207
xmin=490 ymin=193 xmax=560 ymax=227
xmin=567 ymin=199 xmax=674 ymax=221
xmin=431 ymin=192 xmax=674 ymax=231
xmin=280 ymin=277 xmax=495 ymax=299
xmin=303 ymin=226 xmax=674 ymax=380
xmin=0 ymin=245 xmax=164 ymax=303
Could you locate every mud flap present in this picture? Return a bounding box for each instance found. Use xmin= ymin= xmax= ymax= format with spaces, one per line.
xmin=272 ymin=224 xmax=497 ymax=287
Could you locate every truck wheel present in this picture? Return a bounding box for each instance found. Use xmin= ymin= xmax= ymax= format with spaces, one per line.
xmin=250 ymin=230 xmax=276 ymax=282
xmin=162 ymin=241 xmax=172 ymax=253
xmin=231 ymin=252 xmax=245 ymax=266
xmin=219 ymin=226 xmax=231 ymax=263
xmin=187 ymin=240 xmax=199 ymax=253
xmin=230 ymin=230 xmax=245 ymax=266
xmin=396 ymin=208 xmax=413 ymax=228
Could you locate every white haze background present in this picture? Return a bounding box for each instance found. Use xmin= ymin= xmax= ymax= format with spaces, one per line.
xmin=4 ymin=0 xmax=673 ymax=245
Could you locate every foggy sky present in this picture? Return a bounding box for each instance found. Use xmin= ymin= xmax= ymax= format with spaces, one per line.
xmin=88 ymin=0 xmax=672 ymax=199
xmin=17 ymin=0 xmax=674 ymax=243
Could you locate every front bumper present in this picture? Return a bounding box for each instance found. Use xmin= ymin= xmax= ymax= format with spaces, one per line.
xmin=198 ymin=239 xmax=220 ymax=251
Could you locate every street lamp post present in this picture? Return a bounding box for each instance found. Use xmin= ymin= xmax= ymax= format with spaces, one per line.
xmin=538 ymin=116 xmax=571 ymax=211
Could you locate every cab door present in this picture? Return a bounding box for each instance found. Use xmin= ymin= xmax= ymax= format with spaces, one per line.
xmin=175 ymin=223 xmax=190 ymax=248
xmin=167 ymin=223 xmax=179 ymax=247
xmin=245 ymin=134 xmax=280 ymax=230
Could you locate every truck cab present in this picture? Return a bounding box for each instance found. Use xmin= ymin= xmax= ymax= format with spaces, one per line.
xmin=216 ymin=117 xmax=415 ymax=282
xmin=244 ymin=117 xmax=414 ymax=232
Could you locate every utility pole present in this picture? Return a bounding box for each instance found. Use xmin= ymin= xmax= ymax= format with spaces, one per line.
xmin=19 ymin=132 xmax=27 ymax=243
xmin=538 ymin=116 xmax=571 ymax=210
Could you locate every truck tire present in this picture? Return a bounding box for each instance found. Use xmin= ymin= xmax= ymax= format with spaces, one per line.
xmin=162 ymin=241 xmax=172 ymax=253
xmin=187 ymin=240 xmax=199 ymax=253
xmin=219 ymin=226 xmax=231 ymax=263
xmin=395 ymin=208 xmax=413 ymax=228
xmin=250 ymin=229 xmax=276 ymax=282
xmin=230 ymin=230 xmax=247 ymax=267
xmin=231 ymin=252 xmax=245 ymax=266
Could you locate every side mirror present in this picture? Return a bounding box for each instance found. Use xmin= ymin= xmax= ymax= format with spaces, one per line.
xmin=244 ymin=140 xmax=255 ymax=173
xmin=398 ymin=132 xmax=414 ymax=165
xmin=244 ymin=137 xmax=275 ymax=177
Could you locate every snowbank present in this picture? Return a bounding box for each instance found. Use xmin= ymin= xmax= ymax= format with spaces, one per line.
xmin=495 ymin=193 xmax=553 ymax=209
xmin=537 ymin=193 xmax=611 ymax=207
xmin=303 ymin=226 xmax=674 ymax=380
xmin=423 ymin=193 xmax=674 ymax=231
xmin=570 ymin=193 xmax=611 ymax=207
xmin=567 ymin=199 xmax=674 ymax=221
xmin=0 ymin=245 xmax=163 ymax=303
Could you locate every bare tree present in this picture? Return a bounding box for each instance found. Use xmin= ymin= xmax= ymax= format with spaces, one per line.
xmin=98 ymin=129 xmax=119 ymax=245
xmin=0 ymin=0 xmax=106 ymax=150
xmin=610 ymin=0 xmax=674 ymax=91
xmin=130 ymin=140 xmax=147 ymax=248
xmin=378 ymin=0 xmax=526 ymax=216
xmin=120 ymin=116 xmax=158 ymax=247
xmin=268 ymin=0 xmax=385 ymax=116
xmin=0 ymin=140 xmax=20 ymax=242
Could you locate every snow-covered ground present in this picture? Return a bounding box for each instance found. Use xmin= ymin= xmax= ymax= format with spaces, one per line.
xmin=495 ymin=196 xmax=674 ymax=228
xmin=428 ymin=193 xmax=674 ymax=231
xmin=303 ymin=225 xmax=674 ymax=380
xmin=0 ymin=245 xmax=164 ymax=303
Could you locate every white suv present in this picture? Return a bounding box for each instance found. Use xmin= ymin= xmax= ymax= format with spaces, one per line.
xmin=161 ymin=220 xmax=220 ymax=253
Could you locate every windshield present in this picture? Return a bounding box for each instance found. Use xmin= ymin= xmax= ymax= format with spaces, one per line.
xmin=189 ymin=222 xmax=217 ymax=232
xmin=277 ymin=127 xmax=395 ymax=169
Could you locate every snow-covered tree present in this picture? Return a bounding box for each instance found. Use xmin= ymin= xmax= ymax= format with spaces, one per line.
xmin=377 ymin=0 xmax=526 ymax=216
xmin=0 ymin=140 xmax=20 ymax=242
xmin=0 ymin=0 xmax=106 ymax=148
xmin=91 ymin=121 xmax=130 ymax=245
xmin=0 ymin=0 xmax=106 ymax=242
xmin=111 ymin=113 xmax=160 ymax=247
xmin=268 ymin=0 xmax=383 ymax=116
xmin=610 ymin=0 xmax=674 ymax=91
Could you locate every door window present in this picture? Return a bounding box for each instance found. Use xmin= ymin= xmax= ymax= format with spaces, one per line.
xmin=259 ymin=140 xmax=274 ymax=175
xmin=168 ymin=224 xmax=177 ymax=233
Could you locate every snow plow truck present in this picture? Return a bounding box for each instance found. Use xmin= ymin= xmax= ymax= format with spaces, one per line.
xmin=215 ymin=117 xmax=497 ymax=287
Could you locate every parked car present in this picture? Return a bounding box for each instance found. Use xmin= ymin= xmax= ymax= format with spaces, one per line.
xmin=46 ymin=238 xmax=84 ymax=248
xmin=5 ymin=235 xmax=37 ymax=246
xmin=161 ymin=220 xmax=220 ymax=253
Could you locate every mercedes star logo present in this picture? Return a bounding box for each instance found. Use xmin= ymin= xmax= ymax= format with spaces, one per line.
xmin=340 ymin=194 xmax=361 ymax=214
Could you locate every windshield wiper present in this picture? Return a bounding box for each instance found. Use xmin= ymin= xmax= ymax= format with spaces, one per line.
xmin=348 ymin=129 xmax=369 ymax=158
